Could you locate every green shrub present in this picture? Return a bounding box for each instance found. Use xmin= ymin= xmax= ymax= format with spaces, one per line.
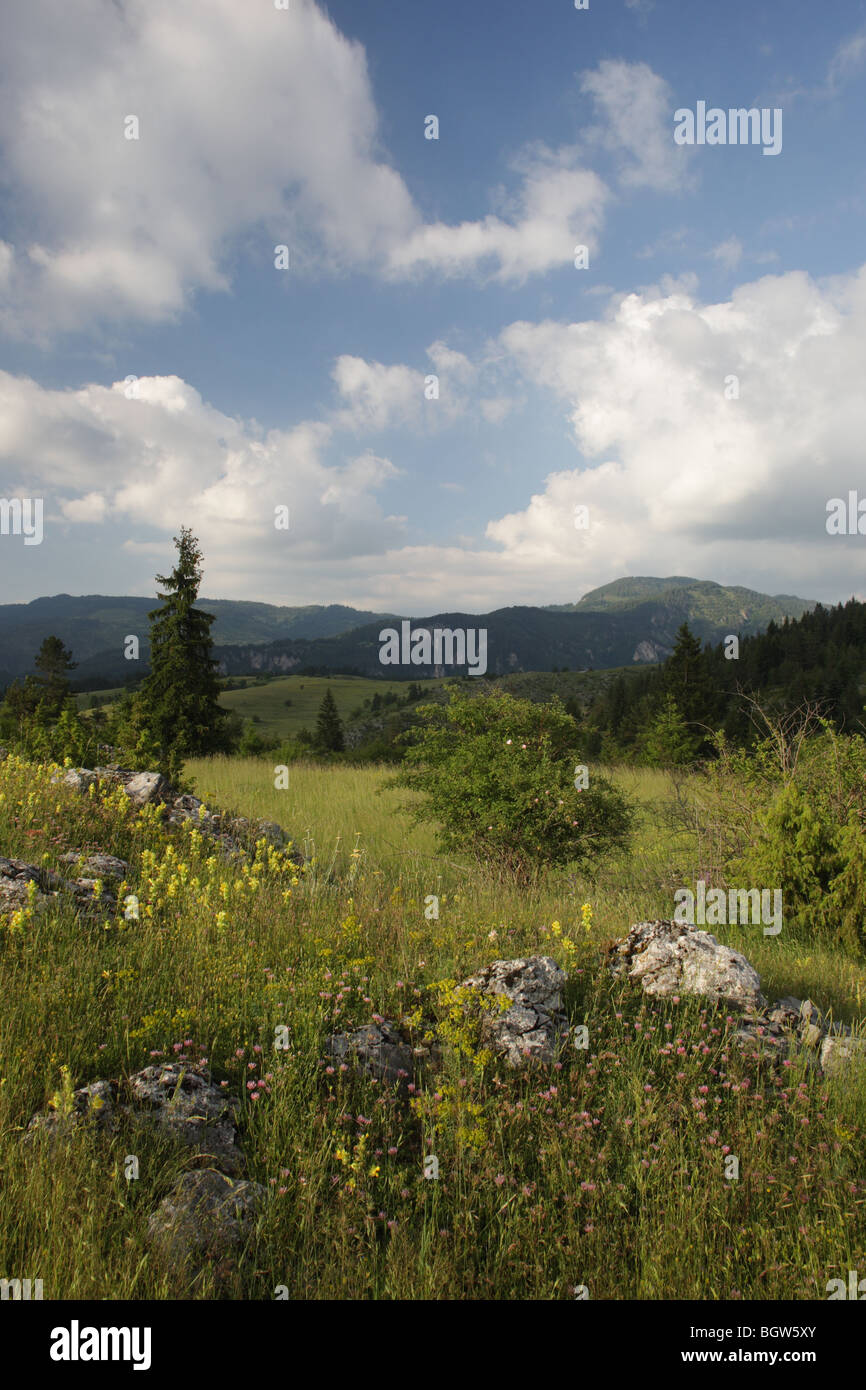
xmin=731 ymin=781 xmax=841 ymax=939
xmin=721 ymin=726 xmax=866 ymax=953
xmin=390 ymin=689 xmax=634 ymax=883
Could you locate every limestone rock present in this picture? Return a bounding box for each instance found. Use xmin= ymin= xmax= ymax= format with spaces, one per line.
xmin=27 ymin=1064 xmax=245 ymax=1174
xmin=147 ymin=1169 xmax=265 ymax=1286
xmin=459 ymin=956 xmax=569 ymax=1066
xmin=326 ymin=1021 xmax=415 ymax=1087
xmin=55 ymin=768 xmax=98 ymax=793
xmin=0 ymin=856 xmax=58 ymax=917
xmin=255 ymin=820 xmax=287 ymax=849
xmin=126 ymin=1064 xmax=245 ymax=1174
xmin=609 ymin=920 xmax=763 ymax=1009
xmin=123 ymin=772 xmax=167 ymax=806
xmin=27 ymin=1080 xmax=120 ymax=1140
xmin=819 ymin=1034 xmax=866 ymax=1079
xmin=60 ymin=851 xmax=129 ymax=880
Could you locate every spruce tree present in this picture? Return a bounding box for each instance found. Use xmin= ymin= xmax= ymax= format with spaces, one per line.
xmin=643 ymin=692 xmax=699 ymax=766
xmin=313 ymin=687 xmax=344 ymax=753
xmin=136 ymin=528 xmax=229 ymax=778
xmin=33 ymin=635 xmax=77 ymax=718
xmin=664 ymin=622 xmax=717 ymax=728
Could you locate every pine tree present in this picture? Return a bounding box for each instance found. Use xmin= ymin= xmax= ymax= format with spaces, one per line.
xmin=313 ymin=687 xmax=344 ymax=753
xmin=136 ymin=528 xmax=229 ymax=778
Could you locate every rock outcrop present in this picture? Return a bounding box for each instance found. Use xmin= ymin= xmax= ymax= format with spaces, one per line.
xmin=0 ymin=852 xmax=119 ymax=922
xmin=56 ymin=765 xmax=304 ymax=864
xmin=459 ymin=956 xmax=569 ymax=1066
xmin=609 ymin=919 xmax=763 ymax=1008
xmin=28 ymin=1063 xmax=245 ymax=1173
xmin=27 ymin=1062 xmax=257 ymax=1290
xmin=326 ymin=1021 xmax=417 ymax=1088
xmin=610 ymin=920 xmax=865 ymax=1079
xmin=147 ymin=1170 xmax=265 ymax=1288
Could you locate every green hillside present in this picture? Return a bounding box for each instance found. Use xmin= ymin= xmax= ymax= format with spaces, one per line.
xmin=217 ymin=674 xmax=446 ymax=739
xmin=549 ymin=575 xmax=813 ymax=629
xmin=0 ymin=595 xmax=399 ymax=687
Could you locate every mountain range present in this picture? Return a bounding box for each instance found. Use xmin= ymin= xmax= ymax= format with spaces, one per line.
xmin=0 ymin=578 xmax=816 ymax=688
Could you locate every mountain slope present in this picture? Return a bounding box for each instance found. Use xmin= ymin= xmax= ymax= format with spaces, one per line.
xmin=211 ymin=587 xmax=817 ymax=680
xmin=548 ymin=576 xmax=813 ymax=629
xmin=0 ymin=595 xmax=398 ymax=686
xmin=0 ymin=579 xmax=817 ymax=687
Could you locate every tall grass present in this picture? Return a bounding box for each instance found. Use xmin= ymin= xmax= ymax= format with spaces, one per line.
xmin=0 ymin=752 xmax=864 ymax=1299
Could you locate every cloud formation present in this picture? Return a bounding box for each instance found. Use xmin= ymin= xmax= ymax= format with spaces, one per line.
xmin=0 ymin=1 xmax=682 ymax=332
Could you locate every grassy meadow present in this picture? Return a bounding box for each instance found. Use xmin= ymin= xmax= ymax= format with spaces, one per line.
xmin=0 ymin=752 xmax=864 ymax=1300
xmin=77 ymin=675 xmax=447 ymax=741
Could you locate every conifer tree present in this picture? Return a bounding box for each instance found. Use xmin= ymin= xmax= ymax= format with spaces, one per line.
xmin=32 ymin=635 xmax=77 ymax=718
xmin=136 ymin=528 xmax=229 ymax=778
xmin=643 ymin=692 xmax=699 ymax=766
xmin=664 ymin=622 xmax=717 ymax=728
xmin=313 ymin=687 xmax=344 ymax=753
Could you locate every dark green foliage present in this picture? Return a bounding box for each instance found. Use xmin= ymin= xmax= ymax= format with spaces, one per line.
xmin=391 ymin=689 xmax=634 ymax=883
xmin=133 ymin=528 xmax=232 ymax=779
xmin=712 ymin=725 xmax=866 ymax=954
xmin=642 ymin=693 xmax=701 ymax=766
xmin=313 ymin=687 xmax=345 ymax=754
xmin=32 ymin=636 xmax=77 ymax=719
xmin=584 ymin=599 xmax=866 ymax=761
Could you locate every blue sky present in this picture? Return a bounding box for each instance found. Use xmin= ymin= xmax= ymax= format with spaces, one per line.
xmin=1 ymin=0 xmax=866 ymax=613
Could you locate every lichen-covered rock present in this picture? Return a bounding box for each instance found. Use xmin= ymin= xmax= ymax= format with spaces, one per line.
xmin=609 ymin=920 xmax=764 ymax=1009
xmin=254 ymin=820 xmax=286 ymax=849
xmin=54 ymin=768 xmax=98 ymax=793
xmin=27 ymin=1064 xmax=245 ymax=1173
xmin=63 ymin=878 xmax=116 ymax=915
xmin=459 ymin=956 xmax=569 ymax=1066
xmin=146 ymin=1169 xmax=265 ymax=1287
xmin=26 ymin=1080 xmax=120 ymax=1140
xmin=0 ymin=856 xmax=60 ymax=918
xmin=326 ymin=1021 xmax=416 ymax=1087
xmin=123 ymin=771 xmax=167 ymax=806
xmin=126 ymin=1064 xmax=245 ymax=1174
xmin=819 ymin=1034 xmax=866 ymax=1079
xmin=0 ymin=856 xmax=45 ymax=885
xmin=167 ymin=793 xmax=206 ymax=824
xmin=60 ymin=851 xmax=129 ymax=880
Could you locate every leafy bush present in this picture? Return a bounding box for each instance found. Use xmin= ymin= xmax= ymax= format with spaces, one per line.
xmin=390 ymin=689 xmax=634 ymax=883
xmin=716 ymin=724 xmax=866 ymax=953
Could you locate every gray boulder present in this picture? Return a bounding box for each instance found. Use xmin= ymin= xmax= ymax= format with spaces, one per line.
xmin=255 ymin=820 xmax=287 ymax=849
xmin=0 ymin=856 xmax=59 ymax=918
xmin=147 ymin=1169 xmax=265 ymax=1287
xmin=60 ymin=851 xmax=129 ymax=880
xmin=27 ymin=1064 xmax=245 ymax=1174
xmin=55 ymin=768 xmax=98 ymax=793
xmin=819 ymin=1034 xmax=866 ymax=1079
xmin=126 ymin=1064 xmax=245 ymax=1174
xmin=459 ymin=956 xmax=569 ymax=1066
xmin=123 ymin=772 xmax=167 ymax=806
xmin=609 ymin=920 xmax=763 ymax=1009
xmin=326 ymin=1021 xmax=415 ymax=1087
xmin=27 ymin=1080 xmax=120 ymax=1140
